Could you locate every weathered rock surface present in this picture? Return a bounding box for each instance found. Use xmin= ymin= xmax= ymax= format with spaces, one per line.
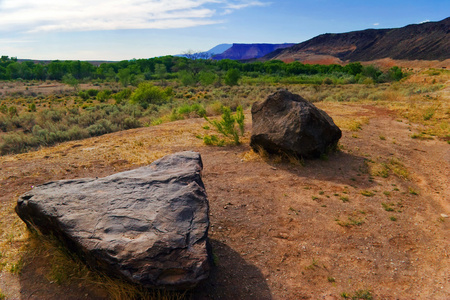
xmin=251 ymin=89 xmax=342 ymax=158
xmin=16 ymin=151 xmax=211 ymax=289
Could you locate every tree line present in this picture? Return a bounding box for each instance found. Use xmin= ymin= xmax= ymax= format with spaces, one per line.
xmin=0 ymin=55 xmax=404 ymax=84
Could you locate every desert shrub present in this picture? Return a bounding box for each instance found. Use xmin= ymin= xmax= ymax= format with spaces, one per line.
xmin=76 ymin=111 xmax=98 ymax=127
xmin=32 ymin=124 xmax=49 ymax=139
xmin=0 ymin=116 xmax=12 ymax=132
xmin=8 ymin=106 xmax=18 ymax=117
xmin=0 ymin=132 xmax=38 ymax=154
xmin=66 ymin=125 xmax=90 ymax=140
xmin=39 ymin=109 xmax=64 ymax=123
xmin=113 ymin=88 xmax=132 ymax=104
xmin=177 ymin=103 xmax=206 ymax=118
xmin=423 ymin=107 xmax=436 ymax=121
xmin=129 ymin=83 xmax=169 ymax=108
xmin=168 ymin=103 xmax=206 ymax=121
xmin=322 ymin=77 xmax=333 ymax=85
xmin=204 ymin=105 xmax=244 ymax=145
xmin=123 ymin=117 xmax=141 ymax=129
xmin=361 ymin=77 xmax=375 ymax=85
xmin=203 ymin=134 xmax=224 ymax=146
xmin=0 ymin=104 xmax=7 ymax=114
xmin=205 ymin=101 xmax=223 ymax=116
xmin=121 ymin=104 xmax=143 ymax=118
xmin=28 ymin=103 xmax=36 ymax=112
xmin=14 ymin=113 xmax=36 ymax=132
xmin=78 ymin=91 xmax=89 ymax=100
xmin=87 ymin=119 xmax=116 ymax=136
xmin=97 ymin=90 xmax=112 ymax=102
xmin=86 ymin=89 xmax=99 ymax=97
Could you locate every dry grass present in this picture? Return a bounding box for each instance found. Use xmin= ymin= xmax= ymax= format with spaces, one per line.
xmin=0 ymin=203 xmax=28 ymax=274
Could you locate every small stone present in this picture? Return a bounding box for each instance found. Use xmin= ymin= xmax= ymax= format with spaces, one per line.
xmin=441 ymin=214 xmax=449 ymax=218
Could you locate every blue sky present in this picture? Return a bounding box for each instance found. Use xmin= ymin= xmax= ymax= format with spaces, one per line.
xmin=0 ymin=0 xmax=448 ymax=61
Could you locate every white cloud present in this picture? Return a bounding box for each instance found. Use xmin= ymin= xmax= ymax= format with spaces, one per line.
xmin=0 ymin=0 xmax=270 ymax=33
xmin=420 ymin=19 xmax=430 ymax=24
xmin=373 ymin=23 xmax=379 ymax=26
xmin=220 ymin=1 xmax=269 ymax=15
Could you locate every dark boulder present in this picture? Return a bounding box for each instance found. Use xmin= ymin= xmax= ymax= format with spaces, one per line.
xmin=250 ymin=89 xmax=342 ymax=158
xmin=16 ymin=151 xmax=210 ymax=290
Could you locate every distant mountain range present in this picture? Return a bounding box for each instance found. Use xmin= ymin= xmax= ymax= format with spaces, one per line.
xmin=210 ymin=43 xmax=295 ymax=60
xmin=205 ymin=17 xmax=449 ymax=63
xmin=206 ymin=44 xmax=232 ymax=56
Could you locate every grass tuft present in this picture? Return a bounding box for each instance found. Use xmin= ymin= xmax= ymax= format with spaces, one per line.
xmin=360 ymin=190 xmax=375 ymax=197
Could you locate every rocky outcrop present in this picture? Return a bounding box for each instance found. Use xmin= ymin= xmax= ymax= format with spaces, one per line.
xmin=250 ymin=90 xmax=341 ymax=159
xmin=16 ymin=151 xmax=211 ymax=290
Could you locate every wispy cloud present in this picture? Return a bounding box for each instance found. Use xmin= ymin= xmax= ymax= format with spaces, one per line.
xmin=0 ymin=0 xmax=270 ymax=33
xmin=224 ymin=0 xmax=269 ymax=10
xmin=221 ymin=0 xmax=269 ymax=15
xmin=373 ymin=23 xmax=380 ymax=26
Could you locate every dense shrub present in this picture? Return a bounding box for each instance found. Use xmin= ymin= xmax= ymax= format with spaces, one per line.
xmin=78 ymin=91 xmax=89 ymax=100
xmin=129 ymin=83 xmax=169 ymax=108
xmin=97 ymin=90 xmax=112 ymax=102
xmin=86 ymin=89 xmax=99 ymax=97
xmin=113 ymin=88 xmax=132 ymax=104
xmin=123 ymin=117 xmax=141 ymax=129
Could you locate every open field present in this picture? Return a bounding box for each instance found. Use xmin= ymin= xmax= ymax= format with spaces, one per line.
xmin=0 ymin=69 xmax=449 ymax=299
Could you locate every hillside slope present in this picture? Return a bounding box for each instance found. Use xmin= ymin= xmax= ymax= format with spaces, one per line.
xmin=268 ymin=17 xmax=450 ymax=63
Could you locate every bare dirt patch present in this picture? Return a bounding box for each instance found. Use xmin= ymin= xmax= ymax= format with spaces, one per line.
xmin=0 ymin=103 xmax=449 ymax=299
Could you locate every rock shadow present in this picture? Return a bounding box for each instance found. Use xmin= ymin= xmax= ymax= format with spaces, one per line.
xmin=18 ymin=249 xmax=109 ymax=300
xmin=192 ymin=239 xmax=272 ymax=300
xmin=266 ymin=150 xmax=377 ymax=189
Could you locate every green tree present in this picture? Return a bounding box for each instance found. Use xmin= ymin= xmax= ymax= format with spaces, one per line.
xmin=179 ymin=70 xmax=197 ymax=86
xmin=362 ymin=65 xmax=382 ymax=81
xmin=62 ymin=74 xmax=79 ymax=91
xmin=224 ymin=68 xmax=241 ymax=86
xmin=118 ymin=69 xmax=131 ymax=87
xmin=199 ymin=71 xmax=217 ymax=86
xmin=343 ymin=62 xmax=363 ymax=76
xmin=154 ymin=63 xmax=167 ymax=85
xmin=388 ymin=66 xmax=404 ymax=81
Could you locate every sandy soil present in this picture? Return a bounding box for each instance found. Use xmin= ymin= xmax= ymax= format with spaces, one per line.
xmin=0 ymin=103 xmax=449 ymax=299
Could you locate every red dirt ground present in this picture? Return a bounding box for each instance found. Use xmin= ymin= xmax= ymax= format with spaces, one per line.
xmin=0 ymin=104 xmax=449 ymax=299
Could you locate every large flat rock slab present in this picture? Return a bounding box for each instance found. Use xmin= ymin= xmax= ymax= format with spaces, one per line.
xmin=15 ymin=151 xmax=210 ymax=289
